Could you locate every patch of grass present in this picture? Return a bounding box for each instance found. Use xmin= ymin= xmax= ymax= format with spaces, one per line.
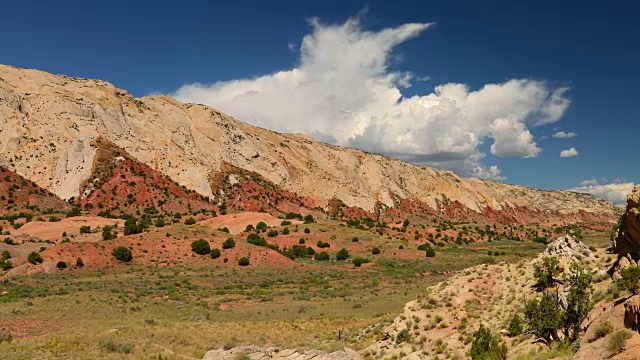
xmin=607 ymin=329 xmax=632 ymax=355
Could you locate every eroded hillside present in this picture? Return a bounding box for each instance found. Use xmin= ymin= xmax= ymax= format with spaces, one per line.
xmin=0 ymin=65 xmax=616 ymax=224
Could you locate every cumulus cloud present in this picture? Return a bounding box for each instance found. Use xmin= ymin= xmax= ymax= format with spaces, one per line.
xmin=560 ymin=148 xmax=579 ymax=158
xmin=568 ymin=182 xmax=635 ymax=205
xmin=171 ymin=16 xmax=571 ymax=179
xmin=580 ymin=179 xmax=599 ymax=186
xmin=552 ymin=131 xmax=577 ymax=138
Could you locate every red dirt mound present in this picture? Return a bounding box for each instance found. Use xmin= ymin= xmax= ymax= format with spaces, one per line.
xmin=79 ymin=138 xmax=216 ymax=216
xmin=0 ymin=166 xmax=70 ymax=216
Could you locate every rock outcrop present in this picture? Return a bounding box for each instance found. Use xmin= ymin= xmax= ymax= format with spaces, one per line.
xmin=614 ymin=185 xmax=640 ymax=262
xmin=624 ymin=295 xmax=640 ymax=333
xmin=544 ymin=235 xmax=595 ymax=261
xmin=0 ymin=65 xmax=616 ymax=224
xmin=203 ymin=346 xmax=359 ymax=360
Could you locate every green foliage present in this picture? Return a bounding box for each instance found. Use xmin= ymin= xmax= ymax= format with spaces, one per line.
xmin=76 ymin=257 xmax=84 ymax=267
xmin=314 ymin=251 xmax=330 ymax=261
xmin=0 ymin=259 xmax=12 ymax=271
xmin=352 ymin=257 xmax=370 ymax=267
xmin=102 ymin=225 xmax=117 ymax=240
xmin=336 ymin=248 xmax=350 ymax=261
xmin=247 ymin=233 xmax=268 ymax=246
xmin=280 ymin=220 xmax=291 ymax=226
xmin=222 ymin=238 xmax=236 ymax=249
xmin=395 ymin=328 xmax=410 ymax=344
xmin=210 ymin=248 xmax=221 ymax=259
xmin=425 ymin=248 xmax=436 ymax=257
xmin=155 ymin=217 xmax=166 ymax=227
xmin=111 ymin=247 xmax=133 ymax=262
xmin=351 ymin=237 xmax=359 ymax=242
xmin=533 ymin=236 xmax=549 ymax=244
xmin=590 ymin=322 xmax=612 ymax=342
xmin=256 ymin=222 xmax=268 ymax=231
xmin=507 ymin=314 xmax=523 ymax=337
xmin=299 ymin=238 xmax=305 ymax=244
xmin=372 ymin=247 xmax=381 ymax=255
xmin=304 ymin=227 xmax=311 ymax=234
xmin=267 ymin=229 xmax=278 ymax=237
xmin=56 ymin=261 xmax=67 ymax=269
xmin=303 ymin=215 xmax=315 ymax=224
xmin=281 ymin=245 xmax=315 ymax=259
xmin=282 ymin=227 xmax=290 ymax=235
xmin=66 ymin=206 xmax=81 ymax=218
xmin=1 ymin=250 xmax=10 ymax=260
xmin=533 ymin=257 xmax=562 ymax=289
xmin=470 ymin=324 xmax=507 ymax=360
xmin=245 ymin=224 xmax=254 ymax=232
xmin=607 ymin=330 xmax=632 ymax=355
xmin=617 ymin=266 xmax=640 ymax=295
xmin=563 ymin=262 xmax=594 ymax=341
xmin=191 ymin=239 xmax=211 ymax=255
xmin=27 ymin=251 xmax=43 ymax=265
xmin=123 ymin=218 xmax=143 ymax=235
xmin=316 ymin=241 xmax=330 ymax=248
xmin=238 ymin=257 xmax=250 ymax=266
xmin=184 ymin=217 xmax=196 ymax=225
xmin=524 ymin=294 xmax=563 ymax=343
xmin=79 ymin=225 xmax=91 ymax=234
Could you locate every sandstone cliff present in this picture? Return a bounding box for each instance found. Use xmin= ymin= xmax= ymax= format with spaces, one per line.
xmin=0 ymin=65 xmax=616 ymax=223
xmin=614 ymin=184 xmax=640 ymax=262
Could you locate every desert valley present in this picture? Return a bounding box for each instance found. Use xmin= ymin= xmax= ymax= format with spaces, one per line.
xmin=0 ymin=64 xmax=638 ymax=360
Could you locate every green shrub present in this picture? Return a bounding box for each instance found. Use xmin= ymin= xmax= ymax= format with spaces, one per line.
xmin=425 ymin=248 xmax=436 ymax=257
xmin=267 ymin=230 xmax=278 ymax=237
xmin=372 ymin=247 xmax=381 ymax=255
xmin=102 ymin=225 xmax=117 ymax=240
xmin=184 ymin=217 xmax=196 ymax=225
xmin=191 ymin=239 xmax=211 ymax=255
xmin=238 ymin=257 xmax=250 ymax=266
xmin=470 ymin=324 xmax=507 ymax=360
xmin=245 ymin=224 xmax=254 ymax=232
xmin=507 ymin=314 xmax=523 ymax=337
xmin=247 ymin=233 xmax=268 ymax=246
xmin=607 ymin=329 xmax=632 ymax=355
xmin=1 ymin=250 xmax=10 ymax=260
xmin=56 ymin=261 xmax=67 ymax=269
xmin=299 ymin=238 xmax=305 ymax=244
xmin=617 ymin=266 xmax=640 ymax=295
xmin=155 ymin=217 xmax=166 ymax=227
xmin=395 ymin=329 xmax=410 ymax=344
xmin=222 ymin=238 xmax=236 ymax=249
xmin=533 ymin=257 xmax=562 ymax=289
xmin=314 ymin=252 xmax=330 ymax=261
xmin=351 ymin=237 xmax=359 ymax=242
xmin=304 ymin=227 xmax=311 ymax=234
xmin=256 ymin=222 xmax=268 ymax=231
xmin=282 ymin=227 xmax=290 ymax=235
xmin=352 ymin=257 xmax=370 ymax=267
xmin=112 ymin=247 xmax=133 ymax=262
xmin=336 ymin=248 xmax=350 ymax=261
xmin=66 ymin=206 xmax=81 ymax=218
xmin=210 ymin=248 xmax=221 ymax=259
xmin=76 ymin=257 xmax=84 ymax=267
xmin=303 ymin=215 xmax=315 ymax=224
xmin=27 ymin=251 xmax=43 ymax=265
xmin=79 ymin=225 xmax=91 ymax=234
xmin=0 ymin=259 xmax=12 ymax=271
xmin=590 ymin=321 xmax=613 ymax=342
xmin=281 ymin=220 xmax=291 ymax=226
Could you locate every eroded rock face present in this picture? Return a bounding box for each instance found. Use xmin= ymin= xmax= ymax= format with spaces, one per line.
xmin=614 ymin=185 xmax=640 ymax=263
xmin=0 ymin=65 xmax=617 ymax=223
xmin=624 ymin=296 xmax=640 ymax=332
xmin=202 ymin=346 xmax=359 ymax=360
xmin=544 ymin=235 xmax=595 ymax=261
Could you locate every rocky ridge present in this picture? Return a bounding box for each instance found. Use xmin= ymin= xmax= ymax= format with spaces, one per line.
xmin=0 ymin=65 xmax=616 ymax=224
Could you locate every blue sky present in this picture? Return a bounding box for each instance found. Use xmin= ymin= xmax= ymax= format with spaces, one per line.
xmin=2 ymin=0 xmax=638 ymax=203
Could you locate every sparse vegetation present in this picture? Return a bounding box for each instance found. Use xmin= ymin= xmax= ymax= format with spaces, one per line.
xmin=111 ymin=247 xmax=133 ymax=262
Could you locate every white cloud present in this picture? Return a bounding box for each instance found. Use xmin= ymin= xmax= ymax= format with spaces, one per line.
xmin=171 ymin=16 xmax=571 ymax=178
xmin=568 ymin=182 xmax=635 ymax=205
xmin=471 ymin=165 xmax=506 ymax=181
xmin=580 ymin=179 xmax=599 ymax=186
xmin=560 ymin=148 xmax=579 ymax=157
xmin=552 ymin=131 xmax=577 ymax=139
